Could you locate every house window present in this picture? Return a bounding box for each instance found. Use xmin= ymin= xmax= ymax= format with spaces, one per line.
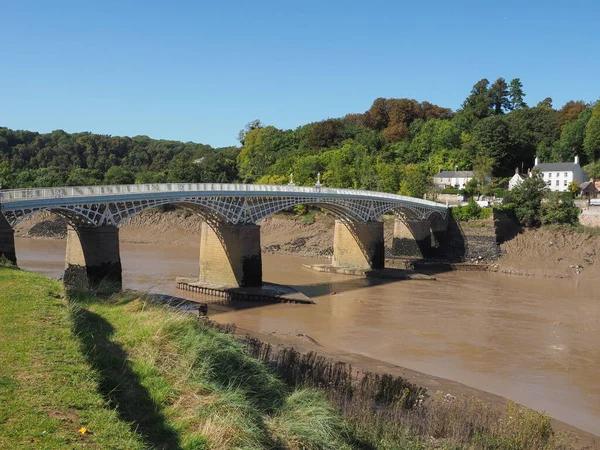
xmin=548 ymin=173 xmax=552 ymax=177
xmin=556 ymin=180 xmax=559 ymax=186
xmin=564 ymin=172 xmax=568 ymax=178
xmin=564 ymin=180 xmax=567 ymax=186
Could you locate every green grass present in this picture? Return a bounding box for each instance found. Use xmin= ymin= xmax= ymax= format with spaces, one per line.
xmin=0 ymin=267 xmax=584 ymax=449
xmin=0 ymin=267 xmax=145 ymax=449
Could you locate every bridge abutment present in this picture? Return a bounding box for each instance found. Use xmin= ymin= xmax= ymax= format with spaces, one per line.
xmin=64 ymin=225 xmax=122 ymax=291
xmin=392 ymin=219 xmax=432 ymax=257
xmin=199 ymin=222 xmax=262 ymax=287
xmin=332 ymin=220 xmax=384 ymax=270
xmin=0 ymin=213 xmax=16 ymax=265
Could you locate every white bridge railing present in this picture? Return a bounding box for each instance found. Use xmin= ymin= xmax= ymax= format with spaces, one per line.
xmin=0 ymin=183 xmax=447 ymax=210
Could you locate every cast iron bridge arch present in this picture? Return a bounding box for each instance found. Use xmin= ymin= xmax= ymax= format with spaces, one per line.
xmin=0 ymin=183 xmax=448 ymax=228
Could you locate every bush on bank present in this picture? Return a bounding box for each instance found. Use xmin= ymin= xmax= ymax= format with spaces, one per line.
xmin=0 ymin=267 xmax=581 ymax=449
xmin=451 ymin=200 xmax=493 ymax=221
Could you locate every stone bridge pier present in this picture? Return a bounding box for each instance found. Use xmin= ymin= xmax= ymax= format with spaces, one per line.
xmin=64 ymin=225 xmax=122 ymax=291
xmin=430 ymin=214 xmax=449 ymax=256
xmin=198 ymin=222 xmax=262 ymax=287
xmin=0 ymin=214 xmax=17 ymax=265
xmin=331 ymin=220 xmax=384 ymax=270
xmin=392 ymin=219 xmax=432 ymax=258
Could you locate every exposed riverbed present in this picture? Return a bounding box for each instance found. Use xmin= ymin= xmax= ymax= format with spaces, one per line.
xmin=14 ymin=237 xmax=600 ymax=437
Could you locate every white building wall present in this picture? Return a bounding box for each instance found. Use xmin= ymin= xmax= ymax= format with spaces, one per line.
xmin=540 ymin=170 xmax=585 ymax=192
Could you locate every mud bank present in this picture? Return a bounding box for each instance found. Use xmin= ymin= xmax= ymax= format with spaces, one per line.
xmin=13 ymin=209 xmax=600 ymax=279
xmin=219 ymin=323 xmax=599 ymax=448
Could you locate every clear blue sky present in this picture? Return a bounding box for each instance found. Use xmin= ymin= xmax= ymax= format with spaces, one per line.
xmin=1 ymin=0 xmax=598 ymax=147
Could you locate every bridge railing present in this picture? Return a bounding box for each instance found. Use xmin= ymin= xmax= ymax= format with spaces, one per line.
xmin=0 ymin=183 xmax=447 ymax=209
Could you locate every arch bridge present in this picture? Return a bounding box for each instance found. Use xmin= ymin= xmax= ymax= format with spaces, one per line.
xmin=0 ymin=183 xmax=449 ymax=289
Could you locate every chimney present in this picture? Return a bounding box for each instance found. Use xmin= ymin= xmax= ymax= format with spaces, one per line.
xmin=455 ymin=165 xmax=458 ymax=172
xmin=534 ymin=156 xmax=540 ymax=166
xmin=439 ymin=168 xmax=443 ymax=173
xmin=515 ymin=167 xmax=519 ymax=175
xmin=528 ymin=168 xmax=531 ymax=177
xmin=575 ymin=155 xmax=580 ymax=165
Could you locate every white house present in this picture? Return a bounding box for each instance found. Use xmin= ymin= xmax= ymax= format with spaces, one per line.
xmin=433 ymin=170 xmax=475 ymax=189
xmin=508 ymin=167 xmax=527 ymax=190
xmin=531 ymin=155 xmax=587 ymax=192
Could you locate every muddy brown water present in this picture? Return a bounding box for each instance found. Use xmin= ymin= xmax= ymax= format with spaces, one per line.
xmin=14 ymin=237 xmax=600 ymax=436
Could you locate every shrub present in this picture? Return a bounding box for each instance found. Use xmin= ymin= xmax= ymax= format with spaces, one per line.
xmin=503 ymin=171 xmax=548 ymax=227
xmin=300 ymin=214 xmax=315 ymax=225
xmin=451 ymin=200 xmax=492 ymax=221
xmin=441 ymin=187 xmax=459 ymax=194
xmin=541 ymin=192 xmax=580 ymax=225
xmin=491 ymin=187 xmax=508 ymax=198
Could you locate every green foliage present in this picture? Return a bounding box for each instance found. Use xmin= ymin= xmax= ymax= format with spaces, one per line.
xmin=567 ymin=181 xmax=580 ymax=195
xmin=541 ymin=192 xmax=580 ymax=225
xmin=441 ymin=187 xmax=459 ymax=194
xmin=489 ymin=77 xmax=511 ymax=115
xmin=584 ymin=102 xmax=600 ymax=161
xmin=461 ymin=178 xmax=480 ymax=199
xmin=491 ymin=187 xmax=509 ymax=198
xmin=398 ymin=164 xmax=431 ymax=198
xmin=2 ymin=77 xmax=597 ymax=200
xmin=300 ymin=214 xmax=315 ymax=225
xmin=504 ymin=171 xmax=549 ymax=226
xmin=451 ymin=200 xmax=491 ymax=221
xmin=0 ymin=127 xmax=237 ymax=188
xmin=509 ymin=78 xmax=527 ymax=110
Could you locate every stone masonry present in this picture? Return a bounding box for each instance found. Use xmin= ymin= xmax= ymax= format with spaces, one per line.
xmin=198 ymin=222 xmax=262 ymax=287
xmin=392 ymin=219 xmax=432 ymax=257
xmin=0 ymin=213 xmax=16 ymax=265
xmin=331 ymin=220 xmax=384 ymax=270
xmin=64 ymin=225 xmax=122 ymax=290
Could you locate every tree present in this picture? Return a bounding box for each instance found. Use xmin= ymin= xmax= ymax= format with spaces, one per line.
xmin=584 ymin=161 xmax=600 ymax=181
xmin=537 ymin=97 xmax=553 ymax=109
xmin=461 ymin=78 xmax=491 ymax=121
xmin=504 ymin=171 xmax=548 ymax=226
xmin=237 ymin=120 xmax=263 ymax=145
xmin=398 ymin=164 xmax=431 ymax=198
xmin=583 ymin=102 xmax=600 ymax=162
xmin=470 ymin=116 xmax=511 ymax=165
xmin=489 ymin=77 xmax=511 ymax=115
xmin=557 ymin=100 xmax=587 ymax=127
xmin=462 ymin=178 xmax=480 ymax=199
xmin=567 ymin=181 xmax=580 ymax=196
xmin=236 ymin=126 xmax=289 ymax=182
xmin=473 ymin=154 xmax=494 ymax=195
xmin=553 ymin=108 xmax=592 ymax=162
xmin=104 ymin=166 xmax=135 ymax=185
xmin=541 ymin=192 xmax=579 ymax=225
xmin=508 ymin=78 xmax=527 ymax=110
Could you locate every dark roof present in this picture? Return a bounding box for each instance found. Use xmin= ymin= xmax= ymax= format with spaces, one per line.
xmin=434 ymin=171 xmax=474 ymax=178
xmin=580 ymin=181 xmax=597 ymax=192
xmin=533 ymin=162 xmax=580 ymax=171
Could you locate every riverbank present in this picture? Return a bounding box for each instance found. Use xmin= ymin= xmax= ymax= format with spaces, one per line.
xmin=14 ymin=209 xmax=600 ymax=279
xmin=1 ymin=267 xmax=595 ymax=449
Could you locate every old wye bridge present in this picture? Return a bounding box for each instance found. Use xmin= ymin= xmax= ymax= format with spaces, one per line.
xmin=0 ymin=183 xmax=449 ymax=289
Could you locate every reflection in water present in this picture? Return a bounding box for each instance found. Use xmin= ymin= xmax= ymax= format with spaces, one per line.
xmin=14 ymin=237 xmax=600 ymax=435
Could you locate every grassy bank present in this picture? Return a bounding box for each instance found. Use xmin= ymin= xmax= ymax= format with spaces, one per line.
xmin=0 ymin=266 xmax=584 ymax=449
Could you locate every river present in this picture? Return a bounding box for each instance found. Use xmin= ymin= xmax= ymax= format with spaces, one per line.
xmin=13 ymin=237 xmax=600 ymax=436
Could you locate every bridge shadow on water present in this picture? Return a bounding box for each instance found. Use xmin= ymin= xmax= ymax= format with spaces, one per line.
xmin=71 ymin=304 xmax=182 ymax=450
